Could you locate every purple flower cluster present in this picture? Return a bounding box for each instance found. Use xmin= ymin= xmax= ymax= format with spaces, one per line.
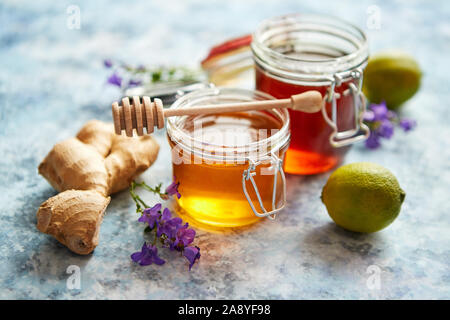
xmin=363 ymin=102 xmax=417 ymax=149
xmin=131 ymin=205 xmax=200 ymax=270
xmin=104 ymin=59 xmax=142 ymax=90
xmin=130 ymin=178 xmax=200 ymax=270
xmin=103 ymin=59 xmax=202 ymax=92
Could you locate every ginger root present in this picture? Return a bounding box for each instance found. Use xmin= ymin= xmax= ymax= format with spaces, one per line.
xmin=37 ymin=120 xmax=159 ymax=254
xmin=37 ymin=190 xmax=110 ymax=255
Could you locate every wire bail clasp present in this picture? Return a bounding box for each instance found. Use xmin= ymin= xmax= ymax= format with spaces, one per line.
xmin=321 ymin=69 xmax=370 ymax=148
xmin=242 ymin=153 xmax=287 ymax=220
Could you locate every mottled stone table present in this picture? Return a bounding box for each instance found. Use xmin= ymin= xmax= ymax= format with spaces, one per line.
xmin=1 ymin=0 xmax=449 ymax=299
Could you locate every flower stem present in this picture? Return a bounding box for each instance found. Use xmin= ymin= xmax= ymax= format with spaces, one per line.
xmin=133 ymin=181 xmax=165 ymax=198
xmin=153 ymin=232 xmax=158 ymax=246
xmin=129 ymin=181 xmax=149 ymax=213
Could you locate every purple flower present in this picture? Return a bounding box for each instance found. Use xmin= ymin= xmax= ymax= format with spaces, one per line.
xmin=184 ymin=246 xmax=201 ymax=271
xmin=365 ymin=131 xmax=381 ymax=149
xmin=107 ymin=72 xmax=122 ymax=87
xmin=157 ymin=208 xmax=182 ymax=238
xmin=164 ymin=176 xmax=181 ymax=199
xmin=387 ymin=110 xmax=398 ymax=120
xmin=160 ymin=207 xmax=172 ymax=222
xmin=363 ymin=101 xmax=416 ymax=150
xmin=103 ymin=59 xmax=113 ymax=68
xmin=128 ymin=79 xmax=142 ymax=87
xmin=399 ymin=118 xmax=417 ymax=132
xmin=172 ymin=223 xmax=196 ymax=250
xmin=363 ymin=110 xmax=375 ymax=122
xmin=364 ymin=102 xmax=390 ymax=122
xmin=131 ymin=243 xmax=165 ymax=266
xmin=138 ymin=203 xmax=161 ymax=228
xmin=377 ymin=119 xmax=394 ymax=139
xmin=370 ymin=101 xmax=389 ymax=121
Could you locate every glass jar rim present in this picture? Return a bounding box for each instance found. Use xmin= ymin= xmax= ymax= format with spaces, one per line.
xmin=166 ymin=87 xmax=290 ymax=162
xmin=251 ymin=13 xmax=369 ymax=85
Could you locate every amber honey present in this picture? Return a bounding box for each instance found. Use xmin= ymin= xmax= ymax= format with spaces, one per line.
xmin=166 ymin=88 xmax=290 ymax=227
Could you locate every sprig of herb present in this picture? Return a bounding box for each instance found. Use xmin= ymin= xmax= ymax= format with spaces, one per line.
xmin=104 ymin=59 xmax=203 ymax=92
xmin=129 ymin=178 xmax=200 ymax=270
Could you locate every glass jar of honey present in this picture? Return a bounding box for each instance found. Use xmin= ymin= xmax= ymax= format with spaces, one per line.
xmin=252 ymin=14 xmax=370 ymax=174
xmin=166 ymin=87 xmax=290 ymax=228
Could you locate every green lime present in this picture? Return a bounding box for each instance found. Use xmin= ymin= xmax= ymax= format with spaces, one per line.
xmin=363 ymin=50 xmax=422 ymax=110
xmin=321 ymin=162 xmax=405 ymax=233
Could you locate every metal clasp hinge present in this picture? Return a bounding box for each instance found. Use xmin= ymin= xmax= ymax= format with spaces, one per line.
xmin=322 ymin=69 xmax=370 ymax=148
xmin=242 ymin=153 xmax=287 ymax=220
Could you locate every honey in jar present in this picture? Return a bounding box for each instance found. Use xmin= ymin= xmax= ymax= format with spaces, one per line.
xmin=166 ymin=88 xmax=290 ymax=227
xmin=252 ymin=14 xmax=370 ymax=174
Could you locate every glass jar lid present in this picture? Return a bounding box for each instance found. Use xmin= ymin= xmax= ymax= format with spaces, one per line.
xmin=166 ymin=87 xmax=290 ymax=163
xmin=251 ymin=13 xmax=369 ymax=86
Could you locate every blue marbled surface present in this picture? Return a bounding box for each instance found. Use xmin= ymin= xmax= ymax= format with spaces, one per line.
xmin=0 ymin=0 xmax=449 ymax=299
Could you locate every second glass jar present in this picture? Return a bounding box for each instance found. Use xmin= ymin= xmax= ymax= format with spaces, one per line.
xmin=252 ymin=13 xmax=370 ymax=174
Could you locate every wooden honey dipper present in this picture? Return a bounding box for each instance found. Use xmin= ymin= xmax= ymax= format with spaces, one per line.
xmin=112 ymin=90 xmax=322 ymax=136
